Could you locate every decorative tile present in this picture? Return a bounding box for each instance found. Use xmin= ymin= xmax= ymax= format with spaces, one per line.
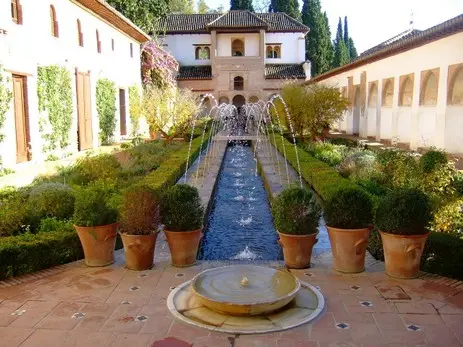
xmin=135 ymin=315 xmax=148 ymax=322
xmin=360 ymin=301 xmax=373 ymax=307
xmin=336 ymin=322 xmax=350 ymax=329
xmin=407 ymin=324 xmax=421 ymax=332
xmin=121 ymin=301 xmax=132 ymax=305
xmin=129 ymin=286 xmax=140 ymax=292
xmin=10 ymin=309 xmax=26 ymax=316
xmin=71 ymin=312 xmax=86 ymax=319
xmin=350 ymin=285 xmax=361 ymax=291
xmin=376 ymin=284 xmax=411 ymax=300
xmin=175 ymin=273 xmax=185 ymax=278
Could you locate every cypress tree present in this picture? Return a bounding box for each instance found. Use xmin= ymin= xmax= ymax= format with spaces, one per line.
xmin=343 ymin=16 xmax=350 ymax=56
xmin=230 ymin=0 xmax=254 ymax=11
xmin=269 ymin=0 xmax=301 ymax=20
xmin=349 ymin=38 xmax=358 ymax=59
xmin=323 ymin=11 xmax=334 ymax=71
xmin=333 ymin=17 xmax=349 ymax=67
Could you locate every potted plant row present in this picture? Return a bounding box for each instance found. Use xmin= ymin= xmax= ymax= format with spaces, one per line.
xmin=272 ymin=187 xmax=321 ymax=269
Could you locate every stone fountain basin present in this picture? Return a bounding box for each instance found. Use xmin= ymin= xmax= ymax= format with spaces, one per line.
xmin=191 ymin=265 xmax=301 ymax=316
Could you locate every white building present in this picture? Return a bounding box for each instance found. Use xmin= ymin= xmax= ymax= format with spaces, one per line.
xmin=309 ymin=14 xmax=463 ymax=154
xmin=0 ymin=0 xmax=149 ymax=168
xmin=157 ymin=11 xmax=310 ymax=107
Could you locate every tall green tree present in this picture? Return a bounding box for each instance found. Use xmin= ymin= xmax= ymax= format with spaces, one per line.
xmin=348 ymin=38 xmax=358 ymax=59
xmin=301 ymin=0 xmax=332 ymax=76
xmin=169 ymin=0 xmax=195 ymax=13
xmin=323 ymin=12 xmax=334 ymax=69
xmin=197 ymin=0 xmax=210 ymax=13
xmin=333 ymin=17 xmax=349 ymax=67
xmin=107 ymin=0 xmax=169 ymax=32
xmin=269 ymin=0 xmax=301 ymax=20
xmin=343 ymin=16 xmax=359 ymax=61
xmin=343 ymin=16 xmax=349 ymax=46
xmin=230 ymin=0 xmax=254 ymax=11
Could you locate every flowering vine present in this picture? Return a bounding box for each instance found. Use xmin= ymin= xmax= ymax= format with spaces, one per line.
xmin=141 ymin=40 xmax=179 ymax=88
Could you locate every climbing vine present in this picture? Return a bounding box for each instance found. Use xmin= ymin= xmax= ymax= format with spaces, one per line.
xmin=96 ymin=78 xmax=117 ymax=145
xmin=0 ymin=65 xmax=13 ymax=144
xmin=128 ymin=85 xmax=141 ymax=135
xmin=37 ymin=65 xmax=73 ymax=154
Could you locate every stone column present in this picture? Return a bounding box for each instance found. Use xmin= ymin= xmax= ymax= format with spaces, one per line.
xmin=360 ymin=71 xmax=367 ymax=137
xmin=391 ymin=76 xmax=400 ymax=143
xmin=410 ymin=72 xmax=421 ymax=150
xmin=259 ymin=30 xmax=265 ymax=58
xmin=434 ymin=65 xmax=448 ymax=149
xmin=211 ymin=30 xmax=217 ymax=91
xmin=347 ymin=76 xmax=354 ymax=134
xmin=376 ymin=81 xmax=382 ymax=141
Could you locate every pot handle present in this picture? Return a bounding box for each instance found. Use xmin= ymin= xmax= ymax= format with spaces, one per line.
xmin=406 ymin=243 xmax=422 ymax=260
xmin=88 ymin=230 xmax=115 ymax=243
xmin=354 ymin=239 xmax=367 ymax=255
xmin=278 ymin=239 xmax=283 ymax=248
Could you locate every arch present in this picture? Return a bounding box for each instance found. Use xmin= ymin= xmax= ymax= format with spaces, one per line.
xmin=368 ymin=83 xmax=378 ymax=107
xmin=195 ymin=46 xmax=210 ymax=60
xmin=232 ymin=39 xmax=244 ymax=57
xmin=232 ymin=95 xmax=246 ymax=108
xmin=50 ymin=5 xmax=59 ymax=37
xmin=195 ymin=47 xmax=201 ymax=59
xmin=449 ymin=67 xmax=463 ymax=105
xmin=249 ymin=96 xmax=259 ymax=103
xmin=399 ymin=76 xmax=413 ymax=106
xmin=77 ymin=19 xmax=83 ymax=46
xmin=218 ymin=96 xmax=229 ymax=105
xmin=382 ymin=79 xmax=393 ymax=107
xmin=420 ymin=71 xmax=438 ymax=106
xmin=96 ymin=29 xmax=101 ymax=53
xmin=234 ymin=76 xmax=244 ymax=91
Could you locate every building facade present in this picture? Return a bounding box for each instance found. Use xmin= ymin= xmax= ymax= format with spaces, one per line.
xmin=158 ymin=11 xmax=310 ymax=107
xmin=0 ymin=0 xmax=148 ymax=168
xmin=309 ymin=15 xmax=463 ymax=154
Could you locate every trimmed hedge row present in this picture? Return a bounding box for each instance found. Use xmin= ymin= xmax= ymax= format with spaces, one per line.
xmin=271 ymin=137 xmax=463 ymax=281
xmin=0 ymin=136 xmax=209 ymax=280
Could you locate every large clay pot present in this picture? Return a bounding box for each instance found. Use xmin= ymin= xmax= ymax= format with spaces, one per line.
xmin=164 ymin=229 xmax=203 ymax=267
xmin=277 ymin=231 xmax=318 ymax=269
xmin=327 ymin=226 xmax=370 ymax=273
xmin=379 ymin=231 xmax=429 ymax=279
xmin=74 ymin=223 xmax=118 ymax=267
xmin=120 ymin=233 xmax=157 ymax=271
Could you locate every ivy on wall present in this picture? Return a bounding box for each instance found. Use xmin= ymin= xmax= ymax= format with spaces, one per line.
xmin=96 ymin=78 xmax=117 ymax=145
xmin=128 ymin=85 xmax=141 ymax=135
xmin=0 ymin=65 xmax=13 ymax=144
xmin=37 ymin=65 xmax=73 ymax=154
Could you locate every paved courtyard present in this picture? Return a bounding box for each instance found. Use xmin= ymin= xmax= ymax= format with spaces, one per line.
xmin=1 ymin=236 xmax=462 ymax=347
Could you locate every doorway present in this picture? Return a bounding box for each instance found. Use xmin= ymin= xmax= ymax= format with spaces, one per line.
xmin=76 ymin=71 xmax=93 ymax=150
xmin=119 ymin=89 xmax=127 ymax=136
xmin=12 ymin=75 xmax=31 ymax=163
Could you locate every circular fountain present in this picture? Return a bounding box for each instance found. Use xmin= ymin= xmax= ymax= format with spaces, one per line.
xmin=167 ymin=265 xmax=325 ymax=334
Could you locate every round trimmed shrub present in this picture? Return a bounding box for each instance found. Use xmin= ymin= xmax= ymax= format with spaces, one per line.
xmin=272 ymin=187 xmax=321 ymax=235
xmin=420 ymin=148 xmax=448 ymax=173
xmin=375 ymin=188 xmax=432 ymax=235
xmin=119 ymin=185 xmax=160 ymax=235
xmin=161 ymin=184 xmax=204 ymax=231
xmin=325 ymin=187 xmax=373 ymax=229
xmin=28 ymin=183 xmax=75 ymax=221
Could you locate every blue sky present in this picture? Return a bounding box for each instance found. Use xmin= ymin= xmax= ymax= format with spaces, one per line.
xmin=201 ymin=0 xmax=463 ymax=53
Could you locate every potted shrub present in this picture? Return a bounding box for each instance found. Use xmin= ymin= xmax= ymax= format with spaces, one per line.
xmin=73 ymin=182 xmax=119 ymax=267
xmin=375 ymin=188 xmax=432 ymax=279
xmin=162 ymin=184 xmax=204 ymax=267
xmin=272 ymin=187 xmax=321 ymax=269
xmin=325 ymin=187 xmax=374 ymax=273
xmin=119 ymin=185 xmax=160 ymax=270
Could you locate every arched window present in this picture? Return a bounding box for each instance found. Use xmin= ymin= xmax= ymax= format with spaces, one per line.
xmin=234 ymin=76 xmax=244 ymax=91
xmin=420 ymin=71 xmax=439 ymax=106
xmin=232 ymin=39 xmax=244 ymax=57
xmin=77 ymin=19 xmax=83 ymax=47
xmin=50 ymin=5 xmax=59 ymax=38
xmin=195 ymin=46 xmax=210 ymax=60
xmin=399 ymin=76 xmax=413 ymax=106
xmin=382 ymin=79 xmax=394 ymax=107
xmin=96 ymin=30 xmax=101 ymax=53
xmin=11 ymin=0 xmax=23 ymax=24
xmin=266 ymin=45 xmax=281 ymax=59
xmin=449 ymin=67 xmax=463 ymax=105
xmin=219 ymin=96 xmax=229 ymax=105
xmin=368 ymin=83 xmax=378 ymax=107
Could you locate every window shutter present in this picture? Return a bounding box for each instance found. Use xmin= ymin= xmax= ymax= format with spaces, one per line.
xmin=17 ymin=4 xmax=23 ymax=24
xmin=54 ymin=21 xmax=59 ymax=37
xmin=79 ymin=33 xmax=84 ymax=47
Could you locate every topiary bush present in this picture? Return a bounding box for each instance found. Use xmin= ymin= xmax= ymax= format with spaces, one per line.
xmin=272 ymin=187 xmax=321 ymax=235
xmin=27 ymin=183 xmax=75 ymax=222
xmin=375 ymin=188 xmax=432 ymax=235
xmin=73 ymin=181 xmax=118 ymax=227
xmin=420 ymin=148 xmax=448 ymax=174
xmin=324 ymin=187 xmax=373 ymax=229
xmin=119 ymin=185 xmax=160 ymax=235
xmin=0 ymin=196 xmax=28 ymax=237
xmin=161 ymin=184 xmax=204 ymax=232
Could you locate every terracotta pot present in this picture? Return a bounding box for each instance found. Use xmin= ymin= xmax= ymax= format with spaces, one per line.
xmin=74 ymin=223 xmax=118 ymax=267
xmin=379 ymin=231 xmax=429 ymax=279
xmin=164 ymin=228 xmax=203 ymax=267
xmin=327 ymin=226 xmax=370 ymax=273
xmin=120 ymin=233 xmax=157 ymax=271
xmin=277 ymin=231 xmax=318 ymax=269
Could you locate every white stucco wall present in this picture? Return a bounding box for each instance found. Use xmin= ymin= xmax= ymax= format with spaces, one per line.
xmin=0 ymin=0 xmax=144 ymax=168
xmin=217 ymin=33 xmax=259 ymax=57
xmin=320 ymin=32 xmax=463 ymax=153
xmin=264 ymin=32 xmax=306 ymax=64
xmin=161 ymin=34 xmax=211 ymax=66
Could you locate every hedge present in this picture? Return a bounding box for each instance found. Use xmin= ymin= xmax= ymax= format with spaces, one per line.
xmin=271 ymin=137 xmax=463 ymax=281
xmin=0 ymin=135 xmax=209 ymax=280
